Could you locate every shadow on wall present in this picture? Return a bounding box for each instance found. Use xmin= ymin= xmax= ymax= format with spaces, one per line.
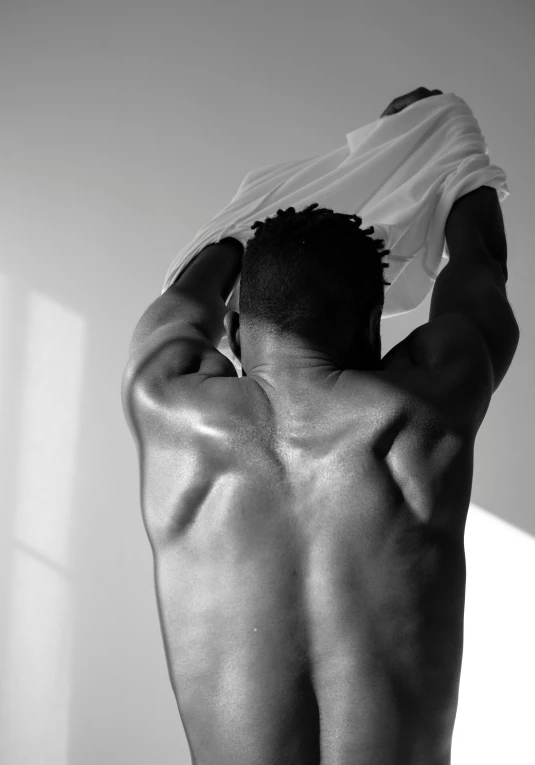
xmin=0 ymin=274 xmax=533 ymax=764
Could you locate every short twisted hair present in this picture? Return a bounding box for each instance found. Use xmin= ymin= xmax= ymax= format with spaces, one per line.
xmin=239 ymin=203 xmax=391 ymax=340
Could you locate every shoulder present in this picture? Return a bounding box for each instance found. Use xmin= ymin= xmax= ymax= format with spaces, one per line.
xmin=381 ymin=314 xmax=493 ymax=437
xmin=122 ymin=320 xmax=239 ymax=439
xmin=124 ymin=363 xmax=245 ymax=446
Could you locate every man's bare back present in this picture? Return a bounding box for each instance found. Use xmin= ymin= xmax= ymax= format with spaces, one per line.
xmin=123 ymin=182 xmax=517 ymax=765
xmin=138 ymin=350 xmax=471 ymax=765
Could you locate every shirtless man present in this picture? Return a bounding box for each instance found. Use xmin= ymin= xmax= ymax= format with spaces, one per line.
xmin=121 ymin=89 xmax=519 ymax=765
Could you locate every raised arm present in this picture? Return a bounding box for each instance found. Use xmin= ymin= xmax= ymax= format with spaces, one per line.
xmin=383 ymin=184 xmax=520 ymax=438
xmin=428 ymin=185 xmax=519 ymax=393
xmin=379 ymin=85 xmax=519 ymax=397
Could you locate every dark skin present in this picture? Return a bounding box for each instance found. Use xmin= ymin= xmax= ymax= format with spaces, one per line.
xmin=122 ymin=86 xmax=516 ymax=765
xmin=223 ymin=304 xmax=383 ymax=378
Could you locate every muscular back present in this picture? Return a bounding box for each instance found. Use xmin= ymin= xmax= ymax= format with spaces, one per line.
xmin=135 ymin=328 xmax=484 ymax=765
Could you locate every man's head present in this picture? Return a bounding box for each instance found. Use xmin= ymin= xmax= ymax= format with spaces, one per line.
xmin=223 ymin=204 xmax=391 ymax=378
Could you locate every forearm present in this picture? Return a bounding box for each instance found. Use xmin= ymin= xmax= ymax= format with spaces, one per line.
xmin=129 ymin=238 xmax=243 ymax=357
xmin=172 ymin=237 xmax=244 ymax=302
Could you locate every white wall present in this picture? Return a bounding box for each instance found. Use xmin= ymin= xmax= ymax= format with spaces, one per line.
xmin=0 ymin=1 xmax=533 ymax=762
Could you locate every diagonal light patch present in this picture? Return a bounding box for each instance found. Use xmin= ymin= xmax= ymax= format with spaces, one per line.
xmin=452 ymin=502 xmax=535 ymax=765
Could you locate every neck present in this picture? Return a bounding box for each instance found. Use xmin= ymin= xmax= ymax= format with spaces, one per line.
xmin=241 ymin=341 xmax=381 ymax=382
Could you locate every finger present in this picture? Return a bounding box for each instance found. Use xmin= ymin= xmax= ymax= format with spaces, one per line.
xmin=393 ymin=88 xmax=443 ymax=113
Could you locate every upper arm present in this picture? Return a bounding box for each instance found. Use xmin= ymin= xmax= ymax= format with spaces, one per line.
xmin=427 ymin=226 xmax=519 ymax=394
xmin=395 ymin=240 xmax=519 ymax=436
xmin=382 ymin=222 xmax=519 ymax=435
xmin=121 ymin=318 xmax=237 ymax=437
xmin=122 ymin=270 xmax=240 ymax=428
xmin=431 ymin=185 xmax=520 ymax=393
xmin=382 ymin=315 xmax=496 ymax=437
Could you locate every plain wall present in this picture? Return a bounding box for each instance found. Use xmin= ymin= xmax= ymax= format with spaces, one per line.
xmin=0 ymin=1 xmax=533 ymax=763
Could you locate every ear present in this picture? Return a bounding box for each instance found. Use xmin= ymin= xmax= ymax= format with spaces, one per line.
xmin=224 ymin=310 xmax=242 ymax=362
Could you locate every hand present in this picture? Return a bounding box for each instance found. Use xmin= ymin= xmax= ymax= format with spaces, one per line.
xmin=380 ymin=87 xmax=443 ymax=118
